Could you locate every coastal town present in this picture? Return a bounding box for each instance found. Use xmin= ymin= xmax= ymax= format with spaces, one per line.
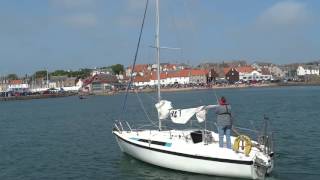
xmin=0 ymin=60 xmax=320 ymax=100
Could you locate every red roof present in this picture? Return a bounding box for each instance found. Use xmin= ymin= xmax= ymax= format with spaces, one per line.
xmin=150 ymin=72 xmax=168 ymax=80
xmin=134 ymin=69 xmax=208 ymax=82
xmin=236 ymin=66 xmax=254 ymax=73
xmin=133 ymin=75 xmax=151 ymax=82
xmin=223 ymin=68 xmax=231 ymax=75
xmin=9 ymin=80 xmax=23 ymax=84
xmin=190 ymin=69 xmax=209 ymax=76
xmin=128 ymin=64 xmax=149 ymax=73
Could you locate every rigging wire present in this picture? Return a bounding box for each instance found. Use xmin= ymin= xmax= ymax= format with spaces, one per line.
xmin=121 ymin=0 xmax=149 ymax=114
xmin=135 ymin=91 xmax=158 ymax=127
xmin=144 ymin=92 xmax=157 ymax=102
xmin=213 ymin=88 xmax=219 ymax=104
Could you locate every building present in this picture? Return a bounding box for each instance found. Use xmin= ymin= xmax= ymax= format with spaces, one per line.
xmin=238 ymin=66 xmax=272 ymax=82
xmin=163 ymin=70 xmax=190 ymax=85
xmin=297 ymin=65 xmax=320 ymax=76
xmin=90 ymin=74 xmax=119 ymax=94
xmin=126 ymin=64 xmax=150 ymax=77
xmin=268 ymin=65 xmax=285 ymax=79
xmin=207 ymin=69 xmax=218 ymax=83
xmin=50 ymin=76 xmax=78 ymax=89
xmin=162 ymin=64 xmax=177 ymax=72
xmin=132 ymin=69 xmax=209 ymax=87
xmin=189 ymin=69 xmax=209 ymax=84
xmin=224 ymin=68 xmax=239 ymax=84
xmin=133 ymin=74 xmax=151 ymax=87
xmin=7 ymin=80 xmax=30 ymax=94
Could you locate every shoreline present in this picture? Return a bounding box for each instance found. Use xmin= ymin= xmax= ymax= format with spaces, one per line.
xmin=122 ymin=82 xmax=320 ymax=94
xmin=0 ymin=93 xmax=76 ymax=101
xmin=1 ymin=82 xmax=319 ymax=101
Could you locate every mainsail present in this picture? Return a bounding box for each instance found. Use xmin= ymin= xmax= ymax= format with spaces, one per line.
xmin=155 ymin=100 xmax=218 ymax=124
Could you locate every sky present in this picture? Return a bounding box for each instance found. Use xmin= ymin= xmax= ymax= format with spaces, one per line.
xmin=0 ymin=0 xmax=319 ymax=75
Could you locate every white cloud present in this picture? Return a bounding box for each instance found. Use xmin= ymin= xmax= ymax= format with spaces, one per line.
xmin=257 ymin=1 xmax=310 ymax=27
xmin=63 ymin=13 xmax=97 ymax=28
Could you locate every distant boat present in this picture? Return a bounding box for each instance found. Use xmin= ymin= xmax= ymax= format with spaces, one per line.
xmin=113 ymin=1 xmax=274 ymax=179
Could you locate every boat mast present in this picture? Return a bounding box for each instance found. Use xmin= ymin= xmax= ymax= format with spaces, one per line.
xmin=155 ymin=0 xmax=161 ymax=130
xmin=46 ymin=68 xmax=49 ymax=88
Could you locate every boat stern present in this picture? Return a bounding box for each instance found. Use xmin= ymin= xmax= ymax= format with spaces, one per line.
xmin=252 ymin=152 xmax=274 ymax=179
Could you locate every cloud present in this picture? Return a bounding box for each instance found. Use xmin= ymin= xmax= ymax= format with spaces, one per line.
xmin=257 ymin=1 xmax=310 ymax=27
xmin=63 ymin=13 xmax=97 ymax=27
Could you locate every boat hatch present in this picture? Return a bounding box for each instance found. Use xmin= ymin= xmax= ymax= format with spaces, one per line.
xmin=190 ymin=131 xmax=203 ymax=143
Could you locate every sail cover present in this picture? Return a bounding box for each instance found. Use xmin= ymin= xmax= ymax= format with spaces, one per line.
xmin=155 ymin=100 xmax=218 ymax=124
xmin=155 ymin=100 xmax=173 ymax=120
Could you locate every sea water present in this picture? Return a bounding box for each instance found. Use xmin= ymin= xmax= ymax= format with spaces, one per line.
xmin=1 ymin=86 xmax=320 ymax=180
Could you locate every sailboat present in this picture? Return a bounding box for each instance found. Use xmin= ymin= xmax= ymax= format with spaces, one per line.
xmin=112 ymin=1 xmax=274 ymax=179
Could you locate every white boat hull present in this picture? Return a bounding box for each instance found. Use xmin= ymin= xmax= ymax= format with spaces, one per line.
xmin=114 ymin=131 xmax=262 ymax=179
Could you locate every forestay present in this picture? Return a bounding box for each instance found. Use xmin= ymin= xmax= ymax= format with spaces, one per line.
xmin=155 ymin=100 xmax=217 ymax=124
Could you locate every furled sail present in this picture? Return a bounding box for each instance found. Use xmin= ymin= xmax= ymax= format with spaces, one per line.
xmin=155 ymin=100 xmax=173 ymax=120
xmin=155 ymin=100 xmax=218 ymax=124
xmin=196 ymin=108 xmax=207 ymax=123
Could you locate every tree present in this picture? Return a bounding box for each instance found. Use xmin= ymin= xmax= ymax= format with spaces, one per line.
xmin=111 ymin=64 xmax=124 ymax=75
xmin=6 ymin=74 xmax=18 ymax=80
xmin=50 ymin=70 xmax=68 ymax=77
xmin=34 ymin=70 xmax=48 ymax=79
xmin=67 ymin=68 xmax=91 ymax=79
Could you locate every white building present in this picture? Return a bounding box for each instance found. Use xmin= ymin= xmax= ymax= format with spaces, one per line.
xmin=132 ymin=69 xmax=208 ymax=87
xmin=297 ymin=65 xmax=320 ymax=76
xmin=7 ymin=83 xmax=29 ymax=92
xmin=237 ymin=66 xmax=273 ymax=82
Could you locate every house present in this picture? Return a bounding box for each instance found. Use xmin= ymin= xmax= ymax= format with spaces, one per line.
xmin=91 ymin=67 xmax=113 ymax=76
xmin=224 ymin=68 xmax=239 ymax=84
xmin=133 ymin=73 xmax=151 ymax=87
xmin=132 ymin=69 xmax=209 ymax=87
xmin=297 ymin=65 xmax=320 ymax=76
xmin=7 ymin=80 xmax=29 ymax=93
xmin=207 ymin=69 xmax=218 ymax=83
xmin=253 ymin=63 xmax=285 ymax=79
xmin=91 ymin=74 xmax=119 ymax=93
xmin=126 ymin=64 xmax=150 ymax=77
xmin=268 ymin=65 xmax=285 ymax=78
xmin=162 ymin=64 xmax=177 ymax=72
xmin=0 ymin=84 xmax=7 ymax=92
xmin=149 ymin=72 xmax=170 ymax=86
xmin=164 ymin=70 xmax=190 ymax=85
xmin=259 ymin=68 xmax=273 ymax=81
xmin=231 ymin=66 xmax=273 ymax=82
xmin=50 ymin=76 xmax=77 ymax=88
xmin=189 ymin=69 xmax=209 ymax=84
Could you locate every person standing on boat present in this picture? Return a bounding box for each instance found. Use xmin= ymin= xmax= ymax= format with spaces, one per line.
xmin=214 ymin=96 xmax=232 ymax=149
